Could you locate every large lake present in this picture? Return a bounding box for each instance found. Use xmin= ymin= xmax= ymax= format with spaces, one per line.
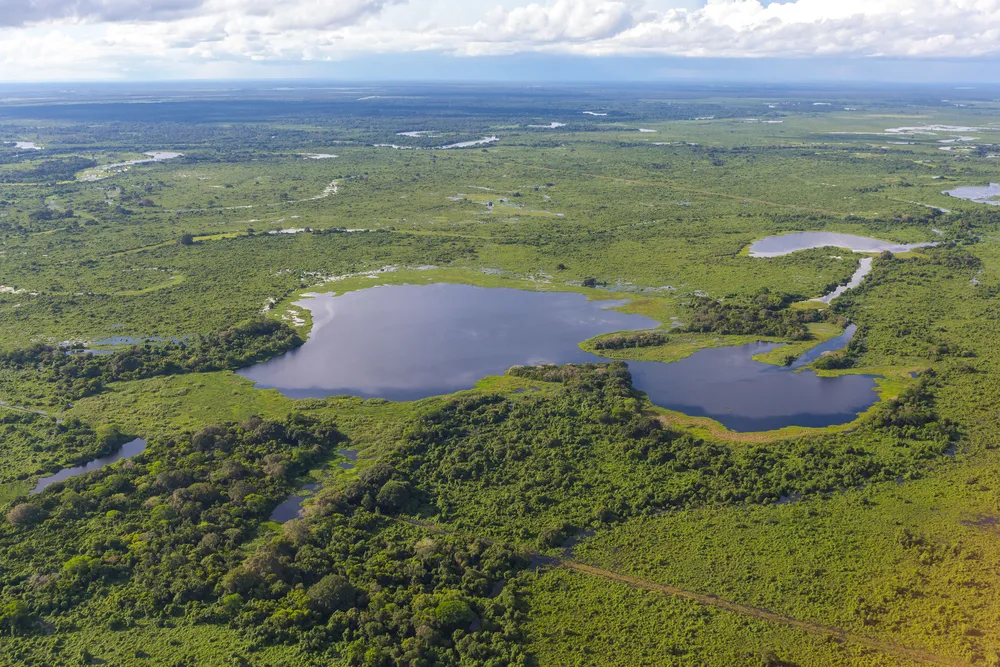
xmin=239 ymin=284 xmax=652 ymax=400
xmin=240 ymin=284 xmax=880 ymax=431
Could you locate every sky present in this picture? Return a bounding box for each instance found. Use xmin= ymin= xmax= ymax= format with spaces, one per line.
xmin=1 ymin=0 xmax=999 ymax=82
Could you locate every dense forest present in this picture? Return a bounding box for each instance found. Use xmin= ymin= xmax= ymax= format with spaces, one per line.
xmin=0 ymin=318 xmax=301 ymax=403
xmin=684 ymin=290 xmax=831 ymax=340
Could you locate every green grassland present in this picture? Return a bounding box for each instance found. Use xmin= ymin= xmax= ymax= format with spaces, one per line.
xmin=0 ymin=86 xmax=999 ymax=666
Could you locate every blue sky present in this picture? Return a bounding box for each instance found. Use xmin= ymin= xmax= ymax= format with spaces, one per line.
xmin=1 ymin=0 xmax=999 ymax=82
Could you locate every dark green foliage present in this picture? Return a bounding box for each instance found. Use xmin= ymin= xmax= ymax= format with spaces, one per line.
xmin=306 ymin=574 xmax=356 ymax=613
xmin=0 ymin=413 xmax=117 ymax=485
xmin=811 ymin=335 xmax=865 ymax=370
xmin=384 ymin=363 xmax=954 ymax=547
xmin=685 ymin=289 xmax=819 ymax=340
xmin=592 ymin=330 xmax=668 ymax=350
xmin=0 ymin=318 xmax=301 ymax=400
xmin=0 ymin=157 xmax=96 ymax=184
xmin=0 ymin=414 xmax=339 ymax=628
xmin=0 ymin=412 xmax=531 ymax=665
xmin=866 ymin=372 xmax=955 ymax=441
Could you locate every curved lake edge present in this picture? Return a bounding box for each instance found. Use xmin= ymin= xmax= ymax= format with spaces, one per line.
xmin=240 ymin=280 xmax=916 ymax=435
xmin=264 ymin=266 xmax=671 ymax=347
xmin=647 ymin=367 xmax=916 ymax=442
xmin=245 ymin=258 xmax=928 ymax=437
xmin=30 ymin=437 xmax=147 ymax=495
xmin=744 ymin=230 xmax=939 ymax=258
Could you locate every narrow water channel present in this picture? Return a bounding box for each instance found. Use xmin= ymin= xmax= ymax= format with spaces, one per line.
xmin=31 ymin=437 xmax=147 ymax=494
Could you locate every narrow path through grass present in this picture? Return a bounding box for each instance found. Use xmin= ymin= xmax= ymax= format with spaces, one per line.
xmin=394 ymin=517 xmax=966 ymax=666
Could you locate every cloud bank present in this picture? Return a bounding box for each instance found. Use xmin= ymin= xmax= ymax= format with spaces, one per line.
xmin=1 ymin=0 xmax=999 ymax=79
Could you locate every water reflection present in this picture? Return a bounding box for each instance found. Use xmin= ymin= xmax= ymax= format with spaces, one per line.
xmin=269 ymin=483 xmax=318 ymax=522
xmin=628 ymin=341 xmax=877 ymax=431
xmin=241 ymin=284 xmax=881 ymax=431
xmin=944 ymin=183 xmax=1000 ymax=206
xmin=31 ymin=438 xmax=146 ymax=494
xmin=239 ymin=284 xmax=656 ymax=401
xmin=749 ymin=232 xmax=935 ymax=257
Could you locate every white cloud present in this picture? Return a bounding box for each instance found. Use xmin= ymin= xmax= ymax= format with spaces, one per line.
xmin=471 ymin=0 xmax=640 ymax=43
xmin=2 ymin=0 xmax=207 ymax=25
xmin=456 ymin=0 xmax=1000 ymax=58
xmin=1 ymin=0 xmax=1000 ymax=79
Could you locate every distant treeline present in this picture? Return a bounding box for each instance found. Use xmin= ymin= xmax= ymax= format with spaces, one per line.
xmin=0 ymin=157 xmax=96 ymax=184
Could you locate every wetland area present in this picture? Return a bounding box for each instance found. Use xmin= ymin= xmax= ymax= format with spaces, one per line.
xmin=1 ymin=82 xmax=998 ymax=667
xmin=239 ymin=282 xmax=880 ymax=431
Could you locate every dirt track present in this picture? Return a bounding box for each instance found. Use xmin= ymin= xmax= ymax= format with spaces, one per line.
xmin=397 ymin=517 xmax=968 ymax=666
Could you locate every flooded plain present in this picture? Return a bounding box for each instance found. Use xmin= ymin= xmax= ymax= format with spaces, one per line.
xmin=81 ymin=151 xmax=183 ymax=180
xmin=240 ymin=284 xmax=882 ymax=431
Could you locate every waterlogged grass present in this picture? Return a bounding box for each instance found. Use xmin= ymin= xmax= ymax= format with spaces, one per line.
xmin=1 ymin=604 xmax=324 ymax=667
xmin=581 ymin=331 xmax=788 ymax=364
xmin=66 ymin=372 xmax=297 ymax=437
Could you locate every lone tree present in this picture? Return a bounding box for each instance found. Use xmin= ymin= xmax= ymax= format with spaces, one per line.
xmin=6 ymin=504 xmax=42 ymax=526
xmin=179 ymin=233 xmax=195 ymax=246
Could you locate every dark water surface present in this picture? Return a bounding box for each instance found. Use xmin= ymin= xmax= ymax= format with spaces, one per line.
xmin=240 ymin=284 xmax=881 ymax=431
xmin=270 ymin=449 xmax=358 ymax=522
xmin=31 ymin=437 xmax=146 ymax=494
xmin=628 ymin=339 xmax=877 ymax=432
xmin=270 ymin=483 xmax=319 ymax=522
xmin=239 ymin=284 xmax=656 ymax=400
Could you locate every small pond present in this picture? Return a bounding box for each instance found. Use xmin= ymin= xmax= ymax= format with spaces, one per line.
xmin=748 ymin=232 xmax=936 ymax=257
xmin=31 ymin=438 xmax=146 ymax=494
xmin=270 ymin=449 xmax=358 ymax=522
xmin=240 ymin=284 xmax=882 ymax=431
xmin=270 ymin=483 xmax=319 ymax=522
xmin=944 ymin=183 xmax=1000 ymax=206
